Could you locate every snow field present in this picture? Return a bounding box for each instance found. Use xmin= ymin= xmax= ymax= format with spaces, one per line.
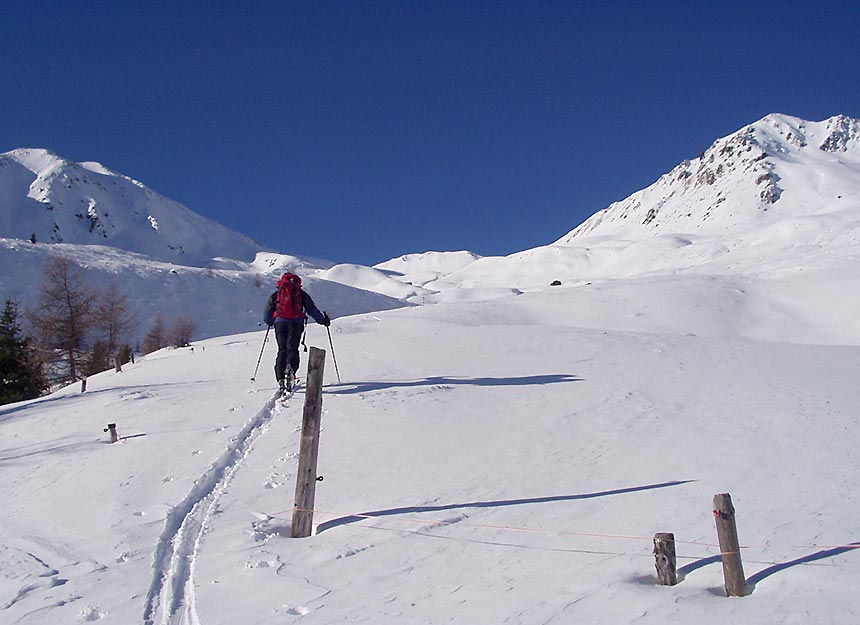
xmin=2 ymin=273 xmax=860 ymax=624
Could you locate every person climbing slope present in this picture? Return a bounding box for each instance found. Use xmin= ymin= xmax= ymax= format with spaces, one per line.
xmin=263 ymin=273 xmax=330 ymax=394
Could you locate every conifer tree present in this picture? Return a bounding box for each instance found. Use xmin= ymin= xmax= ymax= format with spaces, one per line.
xmin=84 ymin=339 xmax=110 ymax=376
xmin=0 ymin=300 xmax=46 ymax=405
xmin=142 ymin=314 xmax=168 ymax=354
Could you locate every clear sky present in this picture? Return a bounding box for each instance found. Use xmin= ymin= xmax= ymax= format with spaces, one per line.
xmin=3 ymin=1 xmax=858 ymax=266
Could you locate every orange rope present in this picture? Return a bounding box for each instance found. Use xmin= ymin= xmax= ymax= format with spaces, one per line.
xmin=270 ymin=507 xmax=860 ymax=555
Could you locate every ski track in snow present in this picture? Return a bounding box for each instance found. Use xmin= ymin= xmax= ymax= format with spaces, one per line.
xmin=142 ymin=390 xmax=294 ymax=625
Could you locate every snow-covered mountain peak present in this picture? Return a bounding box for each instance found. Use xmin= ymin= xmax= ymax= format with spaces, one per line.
xmin=0 ymin=148 xmax=268 ymax=265
xmin=558 ymin=113 xmax=860 ymax=243
xmin=751 ymin=113 xmax=860 ymax=155
xmin=818 ymin=114 xmax=860 ymax=153
xmin=7 ymin=147 xmax=125 ymax=179
xmin=78 ymin=160 xmax=122 ymax=177
xmin=5 ymin=147 xmax=68 ymax=171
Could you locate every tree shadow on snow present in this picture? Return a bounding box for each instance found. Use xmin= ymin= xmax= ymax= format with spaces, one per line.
xmin=0 ymin=381 xmax=211 ymax=424
xmin=0 ymin=438 xmax=105 ymax=463
xmin=0 ymin=393 xmax=73 ymax=423
xmin=325 ymin=374 xmax=582 ymax=395
xmin=316 ymin=479 xmax=695 ymax=534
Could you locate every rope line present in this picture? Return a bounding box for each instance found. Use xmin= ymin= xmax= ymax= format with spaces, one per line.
xmin=266 ymin=507 xmax=860 ymax=554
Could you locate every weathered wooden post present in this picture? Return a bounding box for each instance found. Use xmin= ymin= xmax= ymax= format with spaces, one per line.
xmin=713 ymin=493 xmax=747 ymax=597
xmin=653 ymin=532 xmax=678 ymax=585
xmin=104 ymin=423 xmax=119 ymax=443
xmin=81 ymin=378 xmax=87 ymax=393
xmin=115 ymin=355 xmax=122 ymax=373
xmin=291 ymin=347 xmax=326 ymax=538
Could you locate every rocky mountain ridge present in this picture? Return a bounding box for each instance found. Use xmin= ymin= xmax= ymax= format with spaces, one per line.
xmin=558 ymin=114 xmax=860 ymax=242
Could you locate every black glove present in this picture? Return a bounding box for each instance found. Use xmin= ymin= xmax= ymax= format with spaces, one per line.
xmin=322 ymin=312 xmax=331 ymax=327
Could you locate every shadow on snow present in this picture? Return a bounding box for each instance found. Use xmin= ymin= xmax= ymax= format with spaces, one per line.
xmin=746 ymin=541 xmax=860 ymax=591
xmin=316 ymin=480 xmax=695 ymax=534
xmin=325 ymin=374 xmax=582 ymax=395
xmin=676 ymin=542 xmax=860 ymax=591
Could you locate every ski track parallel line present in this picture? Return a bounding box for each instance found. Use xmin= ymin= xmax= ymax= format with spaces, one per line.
xmin=143 ymin=394 xmax=282 ymax=625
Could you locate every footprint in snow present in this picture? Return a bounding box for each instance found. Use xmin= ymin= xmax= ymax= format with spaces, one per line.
xmin=336 ymin=545 xmax=374 ymax=559
xmin=78 ymin=605 xmax=107 ymax=621
xmin=277 ymin=605 xmax=311 ymax=616
xmin=115 ymin=550 xmax=137 ymax=563
xmin=246 ymin=556 xmax=279 ymax=569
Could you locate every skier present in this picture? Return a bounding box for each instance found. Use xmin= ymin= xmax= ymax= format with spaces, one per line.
xmin=263 ymin=273 xmax=330 ymax=393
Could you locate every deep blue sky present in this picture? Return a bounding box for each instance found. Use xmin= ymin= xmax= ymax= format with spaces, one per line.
xmin=3 ymin=1 xmax=858 ymax=265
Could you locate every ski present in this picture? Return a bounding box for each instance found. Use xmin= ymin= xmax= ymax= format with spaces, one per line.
xmin=278 ymin=378 xmax=302 ymax=404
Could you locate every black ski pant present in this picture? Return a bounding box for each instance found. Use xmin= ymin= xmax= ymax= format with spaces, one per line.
xmin=274 ymin=320 xmax=304 ymax=382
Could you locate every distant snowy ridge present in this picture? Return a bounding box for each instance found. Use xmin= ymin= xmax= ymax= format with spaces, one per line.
xmin=314 ymin=251 xmax=482 ymax=303
xmin=0 ymin=238 xmax=407 ymax=344
xmin=389 ymin=113 xmax=860 ymax=299
xmin=559 ymin=114 xmax=860 ymax=241
xmin=4 ymin=113 xmax=859 ymax=336
xmin=374 ymin=250 xmax=483 ymax=276
xmin=0 ymin=148 xmax=269 ymax=266
xmin=0 ymin=148 xmax=410 ymax=342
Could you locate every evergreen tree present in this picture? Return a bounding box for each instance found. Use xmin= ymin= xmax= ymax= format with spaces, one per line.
xmin=117 ymin=343 xmax=134 ymax=366
xmin=0 ymin=300 xmax=46 ymax=405
xmin=84 ymin=339 xmax=110 ymax=376
xmin=142 ymin=314 xmax=168 ymax=354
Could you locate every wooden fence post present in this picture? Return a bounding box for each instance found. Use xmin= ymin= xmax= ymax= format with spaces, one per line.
xmin=81 ymin=378 xmax=87 ymax=393
xmin=104 ymin=423 xmax=119 ymax=443
xmin=291 ymin=347 xmax=327 ymax=538
xmin=653 ymin=532 xmax=677 ymax=585
xmin=713 ymin=493 xmax=747 ymax=597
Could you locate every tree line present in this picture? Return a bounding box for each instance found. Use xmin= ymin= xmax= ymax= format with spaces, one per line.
xmin=1 ymin=255 xmax=196 ymax=405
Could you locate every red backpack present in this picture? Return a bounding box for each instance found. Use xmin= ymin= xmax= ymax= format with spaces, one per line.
xmin=275 ymin=273 xmax=305 ymax=320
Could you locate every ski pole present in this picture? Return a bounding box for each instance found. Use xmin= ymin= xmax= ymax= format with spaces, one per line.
xmin=301 ymin=318 xmax=308 ymax=352
xmin=250 ymin=324 xmax=271 ymax=381
xmin=324 ymin=311 xmax=341 ymax=384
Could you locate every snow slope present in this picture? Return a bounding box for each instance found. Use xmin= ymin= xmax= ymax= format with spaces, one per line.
xmin=2 ymin=270 xmax=859 ymax=625
xmin=3 ymin=113 xmax=860 ymax=624
xmin=341 ymin=115 xmax=860 ymax=303
xmin=0 ymin=150 xmax=411 ymax=343
xmin=0 ymin=239 xmax=408 ymax=343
